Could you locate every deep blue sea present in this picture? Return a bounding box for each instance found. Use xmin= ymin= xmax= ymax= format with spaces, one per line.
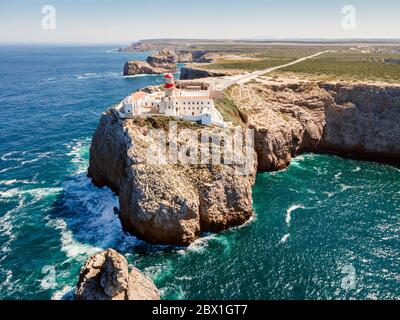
xmin=0 ymin=46 xmax=399 ymax=300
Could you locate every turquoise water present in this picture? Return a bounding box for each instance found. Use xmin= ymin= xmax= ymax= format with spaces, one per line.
xmin=0 ymin=46 xmax=399 ymax=300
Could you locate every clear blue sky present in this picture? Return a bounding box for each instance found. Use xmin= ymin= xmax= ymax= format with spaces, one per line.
xmin=0 ymin=0 xmax=399 ymax=44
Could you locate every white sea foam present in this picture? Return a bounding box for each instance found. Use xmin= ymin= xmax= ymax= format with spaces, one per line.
xmin=0 ymin=151 xmax=52 ymax=173
xmin=0 ymin=179 xmax=38 ymax=186
xmin=285 ymin=205 xmax=305 ymax=225
xmin=334 ymin=172 xmax=342 ymax=180
xmin=65 ymin=138 xmax=91 ymax=173
xmin=51 ymin=285 xmax=74 ymax=300
xmin=0 ymin=269 xmax=14 ymax=292
xmin=323 ymin=191 xmax=335 ymax=198
xmin=180 ymin=233 xmax=217 ymax=255
xmin=48 ymin=174 xmax=138 ymax=260
xmin=1 ymin=150 xmax=27 ymax=162
xmin=75 ymin=72 xmax=121 ymax=80
xmin=339 ymin=184 xmax=356 ymax=192
xmin=0 ymin=187 xmax=61 ymax=204
xmin=0 ymin=188 xmax=20 ymax=199
xmin=352 ymin=166 xmax=361 ymax=172
xmin=279 ymin=233 xmax=290 ymax=244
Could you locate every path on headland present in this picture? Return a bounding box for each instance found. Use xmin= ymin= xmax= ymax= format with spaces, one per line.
xmin=212 ymin=50 xmax=332 ymax=90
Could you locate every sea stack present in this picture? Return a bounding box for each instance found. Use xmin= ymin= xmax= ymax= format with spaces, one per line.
xmin=75 ymin=249 xmax=160 ymax=300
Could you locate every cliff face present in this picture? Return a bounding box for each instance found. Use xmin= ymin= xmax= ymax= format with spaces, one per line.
xmin=226 ymin=82 xmax=400 ymax=170
xmin=123 ymin=61 xmax=173 ymax=76
xmin=89 ymin=113 xmax=256 ymax=246
xmin=76 ymin=249 xmax=159 ymax=300
xmin=179 ymin=67 xmax=228 ymax=80
xmin=321 ymin=83 xmax=400 ymax=163
xmin=123 ymin=50 xmax=223 ymax=76
xmin=89 ymin=81 xmax=399 ymax=246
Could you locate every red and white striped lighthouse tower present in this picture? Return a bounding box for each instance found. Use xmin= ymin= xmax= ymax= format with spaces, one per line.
xmin=164 ymin=73 xmax=175 ymax=88
xmin=164 ymin=73 xmax=175 ymax=97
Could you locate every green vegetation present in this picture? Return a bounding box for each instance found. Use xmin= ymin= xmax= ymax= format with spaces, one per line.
xmin=132 ymin=116 xmax=200 ymax=130
xmin=202 ymin=46 xmax=339 ymax=72
xmin=272 ymin=50 xmax=400 ymax=83
xmin=214 ymin=95 xmax=246 ymax=126
xmin=204 ymin=59 xmax=294 ymax=71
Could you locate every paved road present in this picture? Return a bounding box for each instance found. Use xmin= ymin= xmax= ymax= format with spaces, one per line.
xmin=212 ymin=50 xmax=332 ymax=90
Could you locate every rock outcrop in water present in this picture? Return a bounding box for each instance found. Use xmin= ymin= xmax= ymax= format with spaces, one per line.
xmin=226 ymin=82 xmax=400 ymax=170
xmin=123 ymin=61 xmax=173 ymax=76
xmin=123 ymin=50 xmax=221 ymax=76
xmin=75 ymin=249 xmax=159 ymax=300
xmin=89 ymin=113 xmax=256 ymax=246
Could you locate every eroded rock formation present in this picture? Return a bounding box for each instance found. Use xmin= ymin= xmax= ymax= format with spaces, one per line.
xmin=226 ymin=82 xmax=400 ymax=170
xmin=89 ymin=80 xmax=400 ymax=246
xmin=179 ymin=67 xmax=228 ymax=80
xmin=89 ymin=114 xmax=257 ymax=246
xmin=123 ymin=50 xmax=222 ymax=76
xmin=75 ymin=249 xmax=159 ymax=300
xmin=123 ymin=60 xmax=173 ymax=76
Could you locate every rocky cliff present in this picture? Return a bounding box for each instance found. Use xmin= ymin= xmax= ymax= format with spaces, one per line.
xmin=75 ymin=249 xmax=159 ymax=300
xmin=123 ymin=60 xmax=173 ymax=76
xmin=123 ymin=50 xmax=221 ymax=76
xmin=88 ymin=80 xmax=399 ymax=246
xmin=226 ymin=81 xmax=400 ymax=170
xmin=179 ymin=67 xmax=228 ymax=80
xmin=89 ymin=113 xmax=256 ymax=246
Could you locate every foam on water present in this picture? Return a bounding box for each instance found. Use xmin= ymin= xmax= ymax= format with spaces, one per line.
xmin=51 ymin=173 xmax=139 ymax=259
xmin=0 ymin=151 xmax=53 ymax=173
xmin=285 ymin=205 xmax=305 ymax=225
xmin=279 ymin=233 xmax=290 ymax=244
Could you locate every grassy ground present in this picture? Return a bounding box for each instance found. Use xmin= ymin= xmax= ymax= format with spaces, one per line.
xmin=270 ymin=50 xmax=400 ymax=83
xmin=201 ymin=46 xmax=335 ymax=72
xmin=214 ymin=94 xmax=246 ymax=126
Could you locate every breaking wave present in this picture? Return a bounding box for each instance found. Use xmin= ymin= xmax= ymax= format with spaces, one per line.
xmin=285 ymin=205 xmax=305 ymax=225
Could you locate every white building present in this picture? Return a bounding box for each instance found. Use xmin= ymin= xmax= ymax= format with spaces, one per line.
xmin=117 ymin=73 xmax=227 ymax=128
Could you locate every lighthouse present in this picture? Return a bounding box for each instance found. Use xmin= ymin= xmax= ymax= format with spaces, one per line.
xmin=164 ymin=73 xmax=175 ymax=97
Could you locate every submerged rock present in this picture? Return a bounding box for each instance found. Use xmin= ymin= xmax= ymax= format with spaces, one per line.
xmin=75 ymin=249 xmax=159 ymax=300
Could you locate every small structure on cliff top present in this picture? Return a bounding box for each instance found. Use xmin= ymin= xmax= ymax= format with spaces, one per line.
xmin=116 ymin=73 xmax=227 ymax=127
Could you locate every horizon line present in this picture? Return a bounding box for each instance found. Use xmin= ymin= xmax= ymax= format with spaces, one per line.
xmin=1 ymin=37 xmax=400 ymax=46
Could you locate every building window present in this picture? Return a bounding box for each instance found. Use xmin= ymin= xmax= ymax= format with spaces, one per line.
xmin=192 ymin=112 xmax=194 ymax=116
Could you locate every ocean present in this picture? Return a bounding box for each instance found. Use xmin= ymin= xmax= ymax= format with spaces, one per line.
xmin=0 ymin=46 xmax=398 ymax=300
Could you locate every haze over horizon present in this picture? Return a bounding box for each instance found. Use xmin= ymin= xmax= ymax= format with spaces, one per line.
xmin=1 ymin=0 xmax=400 ymax=44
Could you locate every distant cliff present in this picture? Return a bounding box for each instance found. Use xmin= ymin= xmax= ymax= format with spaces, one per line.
xmin=123 ymin=50 xmax=220 ymax=76
xmin=118 ymin=41 xmax=156 ymax=52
